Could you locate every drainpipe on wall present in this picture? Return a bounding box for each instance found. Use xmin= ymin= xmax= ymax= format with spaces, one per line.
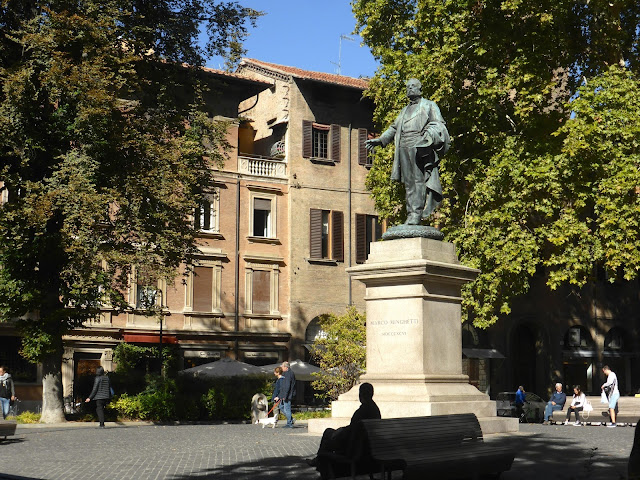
xmin=348 ymin=123 xmax=353 ymax=306
xmin=235 ymin=177 xmax=240 ymax=359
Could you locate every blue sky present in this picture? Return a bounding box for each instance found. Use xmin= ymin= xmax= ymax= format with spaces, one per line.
xmin=207 ymin=1 xmax=379 ymax=79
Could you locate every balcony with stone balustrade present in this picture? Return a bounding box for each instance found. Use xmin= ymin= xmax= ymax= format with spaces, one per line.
xmin=238 ymin=154 xmax=287 ymax=179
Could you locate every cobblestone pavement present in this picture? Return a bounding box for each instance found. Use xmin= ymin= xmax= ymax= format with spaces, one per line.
xmin=0 ymin=421 xmax=636 ymax=479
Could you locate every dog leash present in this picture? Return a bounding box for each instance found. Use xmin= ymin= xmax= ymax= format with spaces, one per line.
xmin=267 ymin=399 xmax=281 ymax=416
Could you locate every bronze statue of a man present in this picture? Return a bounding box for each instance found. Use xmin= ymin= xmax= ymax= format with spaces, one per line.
xmin=366 ymin=78 xmax=450 ymax=225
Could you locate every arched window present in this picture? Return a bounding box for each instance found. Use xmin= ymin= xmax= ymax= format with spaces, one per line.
xmin=305 ymin=316 xmax=327 ymax=344
xmin=604 ymin=327 xmax=625 ymax=351
xmin=462 ymin=323 xmax=479 ymax=348
xmin=564 ymin=326 xmax=594 ymax=348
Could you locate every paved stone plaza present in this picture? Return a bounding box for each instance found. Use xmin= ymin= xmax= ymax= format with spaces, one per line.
xmin=0 ymin=421 xmax=635 ymax=479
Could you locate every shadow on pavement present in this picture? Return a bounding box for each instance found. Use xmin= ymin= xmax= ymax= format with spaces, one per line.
xmin=487 ymin=434 xmax=628 ymax=480
xmin=0 ymin=438 xmax=24 ymax=445
xmin=0 ymin=474 xmax=45 ymax=480
xmin=163 ymin=435 xmax=631 ymax=480
xmin=165 ymin=455 xmax=319 ymax=480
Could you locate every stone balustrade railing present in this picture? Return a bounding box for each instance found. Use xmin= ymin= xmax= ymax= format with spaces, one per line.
xmin=238 ymin=155 xmax=287 ymax=179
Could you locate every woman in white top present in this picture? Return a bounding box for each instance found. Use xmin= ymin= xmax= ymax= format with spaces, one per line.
xmin=564 ymin=385 xmax=586 ymax=425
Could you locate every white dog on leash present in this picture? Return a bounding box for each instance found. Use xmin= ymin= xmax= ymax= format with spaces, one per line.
xmin=256 ymin=416 xmax=278 ymax=428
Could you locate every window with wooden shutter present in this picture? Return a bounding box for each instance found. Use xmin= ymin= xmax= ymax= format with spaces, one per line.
xmin=358 ymin=129 xmax=368 ymax=166
xmin=193 ymin=266 xmax=213 ymax=312
xmin=252 ymin=270 xmax=271 ymax=314
xmin=330 ymin=124 xmax=341 ymax=162
xmin=355 ymin=213 xmax=367 ymax=263
xmin=331 ymin=210 xmax=344 ymax=262
xmin=302 ymin=120 xmax=313 ymax=158
xmin=355 ymin=214 xmax=382 ymax=263
xmin=309 ymin=208 xmax=323 ymax=259
xmin=310 ymin=209 xmax=344 ymax=262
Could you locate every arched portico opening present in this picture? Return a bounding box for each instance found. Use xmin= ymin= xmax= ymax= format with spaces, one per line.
xmin=562 ymin=325 xmax=595 ymax=393
xmin=604 ymin=326 xmax=632 ymax=394
xmin=512 ymin=323 xmax=538 ymax=394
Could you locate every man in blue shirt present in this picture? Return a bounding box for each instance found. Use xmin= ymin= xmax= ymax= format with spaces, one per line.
xmin=515 ymin=386 xmax=526 ymax=421
xmin=543 ymin=383 xmax=567 ymax=423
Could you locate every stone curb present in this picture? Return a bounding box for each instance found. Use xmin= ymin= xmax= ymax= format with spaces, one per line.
xmin=15 ymin=418 xmax=310 ymax=428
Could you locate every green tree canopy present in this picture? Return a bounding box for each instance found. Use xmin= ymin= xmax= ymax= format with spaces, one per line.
xmin=354 ymin=0 xmax=640 ymax=327
xmin=310 ymin=306 xmax=366 ymax=401
xmin=0 ymin=0 xmax=260 ymax=421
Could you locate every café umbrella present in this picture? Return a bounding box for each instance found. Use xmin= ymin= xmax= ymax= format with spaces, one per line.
xmin=258 ymin=359 xmax=323 ymax=381
xmin=180 ymin=358 xmax=265 ymax=378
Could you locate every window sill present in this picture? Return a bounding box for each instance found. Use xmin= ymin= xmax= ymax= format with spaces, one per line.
xmin=306 ymin=258 xmax=339 ymax=266
xmin=247 ymin=236 xmax=281 ymax=244
xmin=243 ymin=313 xmax=283 ymax=320
xmin=184 ymin=310 xmax=223 ymax=317
xmin=309 ymin=157 xmax=337 ymax=165
xmin=197 ymin=232 xmax=223 ymax=239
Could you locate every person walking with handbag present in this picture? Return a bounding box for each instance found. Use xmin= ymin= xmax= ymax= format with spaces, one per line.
xmin=274 ymin=361 xmax=296 ymax=428
xmin=0 ymin=366 xmax=16 ymax=419
xmin=85 ymin=366 xmax=112 ymax=428
xmin=271 ymin=367 xmax=284 ymax=424
xmin=602 ymin=365 xmax=620 ymax=428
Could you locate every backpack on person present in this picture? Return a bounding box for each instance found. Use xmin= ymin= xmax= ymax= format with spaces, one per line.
xmin=0 ymin=380 xmax=8 ymax=399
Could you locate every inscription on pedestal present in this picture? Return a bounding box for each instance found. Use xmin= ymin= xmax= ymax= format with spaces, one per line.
xmin=370 ymin=318 xmax=419 ymax=337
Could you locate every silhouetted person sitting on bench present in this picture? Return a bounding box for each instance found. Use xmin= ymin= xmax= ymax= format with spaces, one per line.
xmin=629 ymin=422 xmax=640 ymax=479
xmin=307 ymin=382 xmax=381 ymax=475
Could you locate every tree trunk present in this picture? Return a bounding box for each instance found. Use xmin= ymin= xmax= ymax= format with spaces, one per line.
xmin=40 ymin=353 xmax=66 ymax=423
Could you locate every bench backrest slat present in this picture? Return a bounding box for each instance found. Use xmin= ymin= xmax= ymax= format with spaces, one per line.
xmin=360 ymin=414 xmax=483 ymax=459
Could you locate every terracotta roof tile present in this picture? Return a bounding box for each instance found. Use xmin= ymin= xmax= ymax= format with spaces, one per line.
xmin=239 ymin=58 xmax=369 ymax=90
xmin=199 ymin=65 xmax=274 ymax=87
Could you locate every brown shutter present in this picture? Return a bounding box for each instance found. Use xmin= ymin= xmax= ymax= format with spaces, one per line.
xmin=331 ymin=210 xmax=344 ymax=262
xmin=355 ymin=214 xmax=367 ymax=263
xmin=252 ymin=270 xmax=271 ymax=314
xmin=193 ymin=266 xmax=213 ymax=312
xmin=330 ymin=124 xmax=341 ymax=162
xmin=302 ymin=120 xmax=313 ymax=158
xmin=358 ymin=129 xmax=368 ymax=165
xmin=309 ymin=208 xmax=323 ymax=258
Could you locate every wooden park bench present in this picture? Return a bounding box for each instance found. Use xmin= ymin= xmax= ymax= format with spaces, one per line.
xmin=361 ymin=413 xmax=514 ymax=479
xmin=0 ymin=420 xmax=17 ymax=440
xmin=317 ymin=413 xmax=514 ymax=479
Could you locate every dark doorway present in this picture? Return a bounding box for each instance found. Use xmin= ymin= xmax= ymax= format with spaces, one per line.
xmin=73 ymin=353 xmax=101 ymax=400
xmin=512 ymin=324 xmax=537 ymax=393
xmin=563 ymin=360 xmax=591 ymax=393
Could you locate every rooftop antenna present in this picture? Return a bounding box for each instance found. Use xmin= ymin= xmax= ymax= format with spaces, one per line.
xmin=331 ymin=34 xmax=356 ymax=75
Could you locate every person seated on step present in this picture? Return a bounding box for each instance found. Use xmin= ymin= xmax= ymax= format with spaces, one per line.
xmin=306 ymin=382 xmax=381 ymax=474
xmin=543 ymin=383 xmax=566 ymax=423
xmin=563 ymin=385 xmax=585 ymax=426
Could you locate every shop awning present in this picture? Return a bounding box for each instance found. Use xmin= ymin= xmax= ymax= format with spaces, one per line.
xmin=123 ymin=333 xmax=177 ymax=344
xmin=462 ymin=348 xmax=505 ymax=359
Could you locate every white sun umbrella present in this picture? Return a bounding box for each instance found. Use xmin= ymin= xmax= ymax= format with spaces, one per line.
xmin=258 ymin=359 xmax=323 ymax=381
xmin=180 ymin=358 xmax=265 ymax=378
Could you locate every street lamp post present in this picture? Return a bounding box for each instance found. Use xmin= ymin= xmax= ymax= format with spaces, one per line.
xmin=157 ymin=290 xmax=164 ymax=375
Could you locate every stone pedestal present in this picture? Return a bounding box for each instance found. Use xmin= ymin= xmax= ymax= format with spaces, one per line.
xmin=308 ymin=237 xmax=517 ymax=434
